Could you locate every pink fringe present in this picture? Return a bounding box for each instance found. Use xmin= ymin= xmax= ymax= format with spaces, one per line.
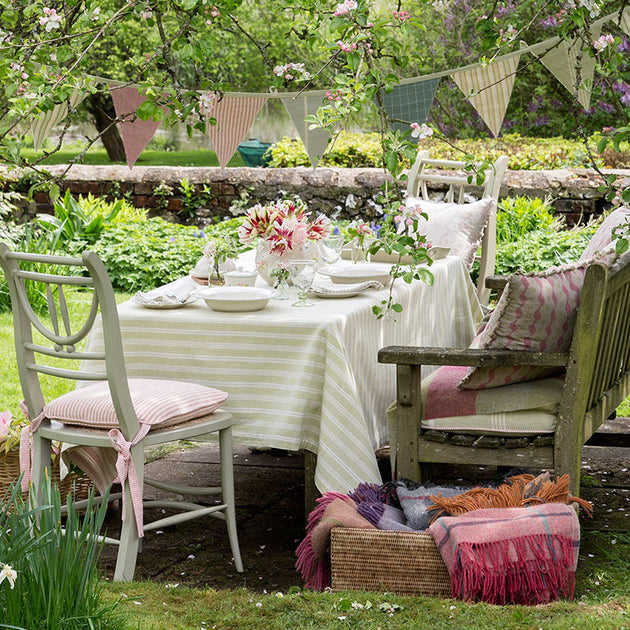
xmin=295 ymin=491 xmax=351 ymax=590
xmin=451 ymin=534 xmax=576 ymax=605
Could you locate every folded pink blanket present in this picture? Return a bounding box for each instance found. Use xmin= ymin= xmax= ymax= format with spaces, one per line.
xmin=429 ymin=503 xmax=580 ymax=605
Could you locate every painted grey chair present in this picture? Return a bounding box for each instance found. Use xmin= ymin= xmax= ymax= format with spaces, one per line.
xmin=406 ymin=150 xmax=508 ymax=306
xmin=0 ymin=243 xmax=243 ymax=581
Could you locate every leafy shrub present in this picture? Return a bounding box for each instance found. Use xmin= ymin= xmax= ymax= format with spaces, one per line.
xmin=34 ymin=189 xmax=124 ymax=254
xmin=93 ymin=217 xmax=212 ymax=292
xmin=496 ymin=196 xmax=560 ymax=243
xmin=268 ymin=131 xmax=630 ymax=170
xmin=0 ymin=479 xmax=125 ymax=630
xmin=268 ymin=132 xmax=383 ymax=168
xmin=495 ymin=227 xmax=593 ymax=276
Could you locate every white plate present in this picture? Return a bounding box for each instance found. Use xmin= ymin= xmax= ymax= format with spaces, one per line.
xmin=140 ymin=297 xmax=196 ymax=309
xmin=319 ymin=263 xmax=392 ymax=286
xmin=311 ymin=289 xmax=360 ymax=299
xmin=191 ymin=287 xmax=275 ymax=312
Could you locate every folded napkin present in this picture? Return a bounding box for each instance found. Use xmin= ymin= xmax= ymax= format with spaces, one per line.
xmin=311 ymin=277 xmax=384 ymax=295
xmin=132 ymin=280 xmax=197 ymax=307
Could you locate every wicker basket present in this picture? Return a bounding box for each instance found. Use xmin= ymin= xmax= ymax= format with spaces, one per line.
xmin=330 ymin=528 xmax=452 ymax=597
xmin=0 ymin=450 xmax=93 ymax=502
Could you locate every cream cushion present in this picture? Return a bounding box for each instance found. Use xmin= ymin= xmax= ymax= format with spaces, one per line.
xmin=404 ymin=196 xmax=494 ymax=269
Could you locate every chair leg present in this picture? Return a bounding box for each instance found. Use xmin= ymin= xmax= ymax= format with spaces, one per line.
xmin=220 ymin=427 xmax=243 ymax=573
xmin=113 ymin=445 xmax=144 ymax=582
xmin=31 ymin=431 xmax=52 ymax=506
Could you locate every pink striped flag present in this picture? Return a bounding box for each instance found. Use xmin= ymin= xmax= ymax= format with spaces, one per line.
xmin=206 ymin=96 xmax=268 ymax=169
xmin=109 ymin=85 xmax=167 ymax=169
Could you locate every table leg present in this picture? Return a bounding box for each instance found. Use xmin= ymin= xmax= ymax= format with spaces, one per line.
xmin=303 ymin=451 xmax=320 ymax=516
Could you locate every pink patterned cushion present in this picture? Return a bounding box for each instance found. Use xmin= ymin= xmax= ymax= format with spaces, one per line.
xmin=458 ymin=260 xmax=589 ymax=389
xmin=405 ymin=196 xmax=494 ymax=269
xmin=44 ymin=378 xmax=228 ymax=429
xmin=580 ymin=205 xmax=630 ymax=262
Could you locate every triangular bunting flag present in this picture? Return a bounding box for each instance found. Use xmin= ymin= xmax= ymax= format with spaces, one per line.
xmin=620 ymin=7 xmax=630 ymax=37
xmin=452 ymin=55 xmax=520 ymax=137
xmin=30 ymin=89 xmax=86 ymax=151
xmin=110 ymin=85 xmax=167 ymax=169
xmin=576 ymin=24 xmax=600 ymax=110
xmin=380 ymin=78 xmax=439 ymax=139
xmin=282 ymin=94 xmax=331 ymax=169
xmin=539 ymin=39 xmax=577 ymax=95
xmin=206 ymin=96 xmax=268 ymax=169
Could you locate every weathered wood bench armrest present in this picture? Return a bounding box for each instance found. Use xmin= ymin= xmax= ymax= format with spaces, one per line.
xmin=485 ymin=275 xmax=509 ymax=290
xmin=378 ymin=346 xmax=569 ymax=368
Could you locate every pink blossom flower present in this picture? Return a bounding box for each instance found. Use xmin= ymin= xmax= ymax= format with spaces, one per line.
xmin=392 ymin=10 xmax=410 ymax=22
xmin=334 ymin=0 xmax=357 ymax=16
xmin=410 ymin=122 xmax=433 ymax=140
xmin=594 ymin=34 xmax=614 ymax=52
xmin=39 ymin=7 xmax=62 ymax=31
xmin=211 ymin=6 xmax=220 ymax=17
xmin=0 ymin=411 xmax=11 ymax=439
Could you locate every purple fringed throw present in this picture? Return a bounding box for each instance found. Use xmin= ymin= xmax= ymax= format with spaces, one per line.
xmin=356 ymin=502 xmax=414 ymax=531
xmin=429 ymin=503 xmax=580 ymax=605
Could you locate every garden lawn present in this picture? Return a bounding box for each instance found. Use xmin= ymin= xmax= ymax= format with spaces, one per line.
xmin=20 ymin=148 xmax=246 ymax=167
xmin=101 ymin=536 xmax=630 ymax=630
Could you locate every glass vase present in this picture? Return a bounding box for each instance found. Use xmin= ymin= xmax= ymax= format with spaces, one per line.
xmin=255 ymin=240 xmax=313 ymax=286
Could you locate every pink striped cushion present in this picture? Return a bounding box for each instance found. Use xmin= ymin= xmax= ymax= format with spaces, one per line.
xmin=459 ymin=260 xmax=589 ymax=389
xmin=44 ymin=378 xmax=228 ymax=429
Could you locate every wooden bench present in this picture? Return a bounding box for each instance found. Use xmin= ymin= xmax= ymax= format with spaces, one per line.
xmin=378 ymin=253 xmax=630 ymax=496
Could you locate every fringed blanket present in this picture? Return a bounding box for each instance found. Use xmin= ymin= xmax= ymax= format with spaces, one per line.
xmin=429 ymin=503 xmax=581 ymax=605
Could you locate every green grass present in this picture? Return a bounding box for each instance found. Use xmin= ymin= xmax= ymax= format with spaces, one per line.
xmin=100 ymin=540 xmax=630 ymax=630
xmin=20 ymin=147 xmax=247 ymax=167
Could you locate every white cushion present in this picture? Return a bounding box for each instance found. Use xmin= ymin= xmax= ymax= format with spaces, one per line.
xmin=580 ymin=205 xmax=630 ymax=262
xmin=404 ymin=196 xmax=494 ymax=269
xmin=458 ymin=259 xmax=589 ymax=389
xmin=45 ymin=378 xmax=228 ymax=429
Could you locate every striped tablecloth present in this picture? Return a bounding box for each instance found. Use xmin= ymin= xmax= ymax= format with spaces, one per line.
xmin=83 ymin=256 xmax=482 ymax=494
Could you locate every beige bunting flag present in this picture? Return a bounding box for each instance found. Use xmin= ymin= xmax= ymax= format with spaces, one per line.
xmin=537 ymin=24 xmax=600 ymax=111
xmin=620 ymin=7 xmax=630 ymax=36
xmin=451 ymin=55 xmax=520 ymax=137
xmin=30 ymin=89 xmax=86 ymax=150
xmin=281 ymin=94 xmax=331 ymax=169
xmin=206 ymin=95 xmax=268 ymax=169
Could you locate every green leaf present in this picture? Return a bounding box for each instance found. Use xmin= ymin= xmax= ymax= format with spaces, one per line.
xmin=136 ymin=100 xmax=157 ymax=121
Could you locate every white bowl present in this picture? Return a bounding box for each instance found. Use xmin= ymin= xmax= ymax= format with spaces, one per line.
xmin=224 ymin=270 xmax=258 ymax=287
xmin=319 ymin=262 xmax=393 ymax=286
xmin=191 ymin=287 xmax=275 ymax=312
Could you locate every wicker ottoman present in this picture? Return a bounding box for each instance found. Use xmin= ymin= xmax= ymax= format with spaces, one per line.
xmin=330 ymin=528 xmax=451 ymax=597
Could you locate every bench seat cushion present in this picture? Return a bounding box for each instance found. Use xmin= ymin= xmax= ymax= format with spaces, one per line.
xmin=420 ymin=365 xmax=563 ymax=435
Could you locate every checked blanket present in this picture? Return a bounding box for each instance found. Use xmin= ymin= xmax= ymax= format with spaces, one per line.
xmin=429 ymin=503 xmax=580 ymax=605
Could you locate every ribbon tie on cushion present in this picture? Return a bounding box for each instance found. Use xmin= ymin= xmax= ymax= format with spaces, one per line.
xmin=18 ymin=400 xmax=46 ymax=493
xmin=108 ymin=424 xmax=151 ymax=537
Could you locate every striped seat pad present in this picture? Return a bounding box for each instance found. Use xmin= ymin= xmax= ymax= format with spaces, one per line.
xmin=44 ymin=378 xmax=228 ymax=429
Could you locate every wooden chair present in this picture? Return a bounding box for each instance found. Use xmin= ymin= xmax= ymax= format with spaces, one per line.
xmin=405 ymin=150 xmax=508 ymax=306
xmin=0 ymin=243 xmax=243 ymax=581
xmin=378 ymin=253 xmax=630 ymax=497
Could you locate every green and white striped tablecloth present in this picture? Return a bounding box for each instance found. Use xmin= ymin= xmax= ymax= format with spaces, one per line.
xmin=83 ymin=256 xmax=481 ymax=494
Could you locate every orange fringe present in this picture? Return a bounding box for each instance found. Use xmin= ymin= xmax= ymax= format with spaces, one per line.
xmin=427 ymin=473 xmax=593 ymax=522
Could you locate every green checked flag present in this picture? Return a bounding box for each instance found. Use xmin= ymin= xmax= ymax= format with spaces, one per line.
xmin=381 ymin=78 xmax=439 ymax=139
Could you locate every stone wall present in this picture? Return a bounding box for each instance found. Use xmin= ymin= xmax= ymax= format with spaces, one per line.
xmin=5 ymin=164 xmax=630 ymax=225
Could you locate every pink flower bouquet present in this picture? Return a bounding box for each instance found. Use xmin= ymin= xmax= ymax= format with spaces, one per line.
xmin=238 ymin=199 xmax=331 ymax=254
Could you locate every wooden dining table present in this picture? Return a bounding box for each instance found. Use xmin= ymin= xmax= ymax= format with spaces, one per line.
xmin=81 ymin=255 xmax=482 ymax=499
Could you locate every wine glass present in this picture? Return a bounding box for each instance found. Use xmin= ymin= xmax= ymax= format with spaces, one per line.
xmin=289 ymin=259 xmax=318 ymax=307
xmin=317 ymin=234 xmax=345 ymax=266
